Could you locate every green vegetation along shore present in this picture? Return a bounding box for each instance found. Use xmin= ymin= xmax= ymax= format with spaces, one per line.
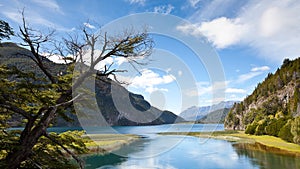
xmin=82 ymin=134 xmax=140 ymax=155
xmin=159 ymin=131 xmax=300 ymax=156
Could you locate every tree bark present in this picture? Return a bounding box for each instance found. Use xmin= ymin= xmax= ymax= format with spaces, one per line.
xmin=6 ymin=107 xmax=57 ymax=169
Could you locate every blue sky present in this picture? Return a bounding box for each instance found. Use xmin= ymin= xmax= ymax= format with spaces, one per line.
xmin=1 ymin=0 xmax=300 ymax=114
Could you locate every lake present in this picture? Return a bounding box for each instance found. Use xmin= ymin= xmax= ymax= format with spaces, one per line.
xmin=78 ymin=124 xmax=300 ymax=169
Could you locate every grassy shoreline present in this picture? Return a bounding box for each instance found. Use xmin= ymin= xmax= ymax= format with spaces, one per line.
xmin=159 ymin=130 xmax=300 ymax=156
xmin=82 ymin=134 xmax=140 ymax=155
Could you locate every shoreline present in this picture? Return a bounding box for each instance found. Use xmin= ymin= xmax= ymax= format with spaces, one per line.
xmin=82 ymin=134 xmax=140 ymax=155
xmin=159 ymin=131 xmax=300 ymax=157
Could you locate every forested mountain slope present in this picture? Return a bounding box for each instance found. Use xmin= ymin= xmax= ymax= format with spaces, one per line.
xmin=224 ymin=58 xmax=300 ymax=144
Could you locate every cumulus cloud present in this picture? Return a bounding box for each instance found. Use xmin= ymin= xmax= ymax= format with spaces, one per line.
xmin=177 ymin=0 xmax=300 ymax=62
xmin=154 ymin=4 xmax=174 ymax=15
xmin=177 ymin=17 xmax=247 ymax=48
xmin=130 ymin=69 xmax=175 ymax=93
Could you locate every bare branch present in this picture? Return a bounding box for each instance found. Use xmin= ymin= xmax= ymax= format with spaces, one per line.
xmin=18 ymin=10 xmax=57 ymax=84
xmin=55 ymin=94 xmax=82 ymax=108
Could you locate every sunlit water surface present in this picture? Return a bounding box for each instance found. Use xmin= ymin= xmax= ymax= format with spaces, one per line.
xmin=50 ymin=124 xmax=299 ymax=169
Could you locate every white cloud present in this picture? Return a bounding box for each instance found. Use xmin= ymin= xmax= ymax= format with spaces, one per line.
xmin=225 ymin=88 xmax=246 ymax=94
xmin=83 ymin=22 xmax=95 ymax=29
xmin=81 ymin=49 xmax=128 ymax=71
xmin=185 ymin=81 xmax=246 ymax=104
xmin=189 ymin=0 xmax=241 ymax=21
xmin=96 ymin=57 xmax=114 ymax=70
xmin=185 ymin=81 xmax=228 ymax=97
xmin=31 ymin=0 xmax=63 ymax=14
xmin=227 ymin=94 xmax=244 ymax=101
xmin=2 ymin=10 xmax=63 ymax=30
xmin=190 ymin=81 xmax=211 ymax=96
xmin=1 ymin=11 xmax=21 ymax=24
xmin=115 ymin=57 xmax=127 ymax=65
xmin=189 ymin=0 xmax=201 ymax=8
xmin=177 ymin=17 xmax=247 ymax=49
xmin=130 ymin=69 xmax=175 ymax=93
xmin=47 ymin=55 xmax=71 ymax=64
xmin=251 ymin=66 xmax=270 ymax=72
xmin=236 ymin=65 xmax=270 ymax=83
xmin=0 ymin=1 xmax=69 ymax=31
xmin=237 ymin=71 xmax=263 ymax=83
xmin=145 ymin=87 xmax=168 ymax=93
xmin=126 ymin=0 xmax=146 ymax=5
xmin=178 ymin=0 xmax=300 ymax=62
xmin=154 ymin=4 xmax=174 ymax=15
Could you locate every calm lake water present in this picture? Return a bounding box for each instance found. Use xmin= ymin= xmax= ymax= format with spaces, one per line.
xmin=77 ymin=124 xmax=300 ymax=169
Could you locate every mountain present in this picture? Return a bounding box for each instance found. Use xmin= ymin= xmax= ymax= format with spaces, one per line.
xmin=0 ymin=42 xmax=184 ymax=127
xmin=180 ymin=101 xmax=236 ymax=121
xmin=196 ymin=108 xmax=230 ymax=124
xmin=224 ymin=58 xmax=300 ymax=131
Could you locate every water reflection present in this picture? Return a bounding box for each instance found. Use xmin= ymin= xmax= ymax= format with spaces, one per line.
xmin=83 ymin=154 xmax=127 ymax=169
xmin=81 ymin=124 xmax=299 ymax=169
xmin=232 ymin=143 xmax=300 ymax=169
xmin=84 ymin=136 xmax=258 ymax=169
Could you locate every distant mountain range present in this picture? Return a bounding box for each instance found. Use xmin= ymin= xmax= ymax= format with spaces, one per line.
xmin=196 ymin=108 xmax=230 ymax=124
xmin=0 ymin=42 xmax=185 ymax=127
xmin=180 ymin=101 xmax=237 ymax=121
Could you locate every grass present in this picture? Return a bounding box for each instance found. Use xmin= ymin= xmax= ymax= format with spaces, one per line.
xmin=159 ymin=130 xmax=300 ymax=156
xmin=82 ymin=134 xmax=140 ymax=154
xmin=230 ymin=132 xmax=300 ymax=154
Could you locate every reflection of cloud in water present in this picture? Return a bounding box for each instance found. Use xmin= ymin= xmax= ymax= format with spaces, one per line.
xmin=129 ymin=135 xmax=184 ymax=158
xmin=84 ymin=129 xmax=297 ymax=169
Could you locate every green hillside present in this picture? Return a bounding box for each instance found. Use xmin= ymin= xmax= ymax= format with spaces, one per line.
xmin=224 ymin=58 xmax=300 ymax=144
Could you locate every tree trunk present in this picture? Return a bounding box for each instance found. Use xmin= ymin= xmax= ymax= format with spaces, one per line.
xmin=6 ymin=141 xmax=37 ymax=169
xmin=5 ymin=107 xmax=57 ymax=169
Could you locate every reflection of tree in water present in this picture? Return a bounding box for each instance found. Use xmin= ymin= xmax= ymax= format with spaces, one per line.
xmin=83 ymin=138 xmax=149 ymax=169
xmin=83 ymin=153 xmax=127 ymax=169
xmin=232 ymin=143 xmax=300 ymax=169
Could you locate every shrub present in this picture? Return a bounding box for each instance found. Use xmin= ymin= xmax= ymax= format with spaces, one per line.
xmin=245 ymin=122 xmax=258 ymax=135
xmin=291 ymin=117 xmax=300 ymax=144
xmin=255 ymin=119 xmax=267 ymax=135
xmin=278 ymin=120 xmax=293 ymax=142
xmin=265 ymin=118 xmax=287 ymax=136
